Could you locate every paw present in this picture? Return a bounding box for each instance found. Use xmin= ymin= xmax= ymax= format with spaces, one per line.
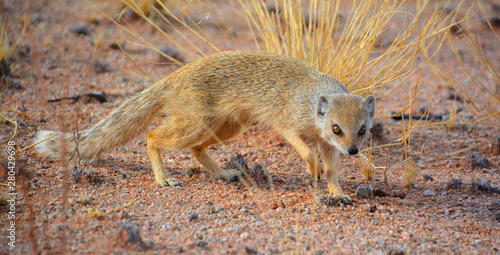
xmin=308 ymin=166 xmax=323 ymax=180
xmin=218 ymin=169 xmax=242 ymax=183
xmin=318 ymin=194 xmax=352 ymax=206
xmin=311 ymin=173 xmax=321 ymax=180
xmin=158 ymin=177 xmax=181 ymax=187
xmin=333 ymin=194 xmax=353 ymax=206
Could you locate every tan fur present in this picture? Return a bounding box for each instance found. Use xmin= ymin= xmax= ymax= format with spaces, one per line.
xmin=35 ymin=51 xmax=375 ymax=203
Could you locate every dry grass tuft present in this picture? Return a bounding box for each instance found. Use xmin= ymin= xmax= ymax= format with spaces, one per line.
xmin=358 ymin=137 xmax=375 ymax=181
xmin=0 ymin=16 xmax=12 ymax=65
xmin=1 ymin=14 xmax=26 ymax=89
xmin=394 ymin=81 xmax=429 ymax=188
xmin=71 ymin=165 xmax=105 ymax=184
xmin=446 ymin=177 xmax=500 ymax=194
xmin=446 ymin=102 xmax=458 ymax=130
xmin=402 ymin=152 xmax=419 ymax=188
xmin=446 ymin=177 xmax=465 ymax=190
xmin=465 ymin=151 xmax=490 ymax=170
xmin=472 ymin=178 xmax=500 ymax=194
xmin=240 ymin=0 xmax=456 ymax=97
xmin=0 ymin=14 xmax=27 ymax=60
xmin=114 ymin=224 xmax=146 ymax=248
xmin=225 ymin=152 xmax=249 ymax=171
xmin=224 ymin=153 xmax=269 ymax=188
xmin=429 ymin=1 xmax=500 ymax=126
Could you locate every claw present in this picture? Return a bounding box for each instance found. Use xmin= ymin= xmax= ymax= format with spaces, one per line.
xmin=220 ymin=169 xmax=242 ymax=183
xmin=333 ymin=195 xmax=353 ymax=206
xmin=311 ymin=174 xmax=321 ymax=180
xmin=161 ymin=178 xmax=181 ymax=187
xmin=228 ymin=175 xmax=240 ymax=182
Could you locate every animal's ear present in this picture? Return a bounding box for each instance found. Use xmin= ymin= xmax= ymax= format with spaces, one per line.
xmin=363 ymin=95 xmax=376 ymax=119
xmin=316 ymin=96 xmax=330 ymax=118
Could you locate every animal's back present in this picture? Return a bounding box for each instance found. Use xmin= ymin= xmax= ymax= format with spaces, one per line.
xmin=166 ymin=51 xmax=349 ymax=128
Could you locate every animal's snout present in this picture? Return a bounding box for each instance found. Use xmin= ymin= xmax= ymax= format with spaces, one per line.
xmin=347 ymin=146 xmax=358 ymax=155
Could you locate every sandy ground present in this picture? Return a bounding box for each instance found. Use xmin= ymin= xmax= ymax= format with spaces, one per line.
xmin=1 ymin=0 xmax=499 ymax=254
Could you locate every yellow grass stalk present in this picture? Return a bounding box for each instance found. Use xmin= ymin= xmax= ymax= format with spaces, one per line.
xmin=425 ymin=2 xmax=499 ymax=125
xmin=240 ymin=0 xmax=456 ymax=99
xmin=359 ymin=136 xmax=376 ymax=181
xmin=0 ymin=15 xmax=26 ymax=61
xmin=399 ymin=80 xmax=430 ymax=187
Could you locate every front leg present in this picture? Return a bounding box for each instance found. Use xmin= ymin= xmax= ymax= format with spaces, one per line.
xmin=319 ymin=140 xmax=352 ymax=205
xmin=280 ymin=131 xmax=321 ymax=179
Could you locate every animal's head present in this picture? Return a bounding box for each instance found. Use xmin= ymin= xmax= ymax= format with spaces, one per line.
xmin=315 ymin=94 xmax=376 ymax=155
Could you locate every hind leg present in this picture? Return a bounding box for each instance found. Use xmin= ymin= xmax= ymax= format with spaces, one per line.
xmin=147 ymin=130 xmax=181 ymax=187
xmin=191 ymin=119 xmax=245 ymax=182
xmin=191 ymin=146 xmax=242 ymax=182
xmin=147 ymin=117 xmax=245 ymax=186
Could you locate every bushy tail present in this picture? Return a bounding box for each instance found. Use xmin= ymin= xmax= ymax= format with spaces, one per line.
xmin=34 ymin=82 xmax=170 ymax=163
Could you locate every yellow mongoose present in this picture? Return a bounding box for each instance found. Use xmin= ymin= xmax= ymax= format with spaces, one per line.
xmin=35 ymin=51 xmax=375 ymax=204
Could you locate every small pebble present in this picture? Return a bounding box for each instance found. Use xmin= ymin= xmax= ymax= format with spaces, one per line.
xmin=253 ymin=220 xmax=263 ymax=227
xmin=94 ymin=59 xmax=111 ymax=74
xmin=67 ymin=23 xmax=89 ymax=36
xmin=196 ymin=240 xmax=208 ymax=247
xmin=423 ymin=174 xmax=434 ymax=181
xmin=188 ymin=212 xmax=199 ymax=222
xmin=31 ymin=11 xmax=42 ymax=24
xmin=356 ymin=184 xmax=373 ymax=198
xmin=423 ymin=190 xmax=436 ymax=196
xmin=115 ymin=224 xmax=145 ymax=247
xmin=245 ymin=246 xmax=259 ymax=254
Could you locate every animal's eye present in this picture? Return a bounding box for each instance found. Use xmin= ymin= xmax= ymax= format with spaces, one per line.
xmin=332 ymin=125 xmax=342 ymax=135
xmin=359 ymin=125 xmax=366 ymax=135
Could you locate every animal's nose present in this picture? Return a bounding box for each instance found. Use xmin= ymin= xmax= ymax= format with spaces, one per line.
xmin=348 ymin=146 xmax=358 ymax=155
